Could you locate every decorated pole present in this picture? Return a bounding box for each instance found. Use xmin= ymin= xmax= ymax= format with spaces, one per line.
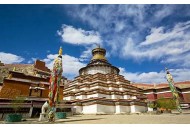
xmin=48 ymin=47 xmax=63 ymax=122
xmin=165 ymin=67 xmax=182 ymax=113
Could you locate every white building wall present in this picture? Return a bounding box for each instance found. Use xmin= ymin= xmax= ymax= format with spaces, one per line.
xmin=71 ymin=88 xmax=79 ymax=92
xmin=148 ymin=107 xmax=153 ymax=111
xmin=124 ymin=95 xmax=130 ymax=99
xmin=64 ymin=96 xmax=75 ymax=100
xmin=83 ymin=105 xmax=97 ymax=114
xmin=86 ymin=66 xmax=112 ymax=75
xmin=111 ymin=94 xmax=123 ymax=99
xmin=76 ymin=95 xmax=87 ymax=100
xmin=81 ymin=87 xmax=89 ymax=91
xmin=131 ymin=96 xmax=137 ymax=99
xmin=115 ymin=105 xmax=131 ymax=114
xmin=97 ymin=104 xmax=115 ymax=114
xmin=109 ymin=87 xmax=119 ymax=91
xmin=87 ymin=94 xmax=99 ymax=98
xmin=119 ymin=87 xmax=124 ymax=91
xmin=109 ymin=87 xmax=114 ymax=90
xmin=87 ymin=93 xmax=110 ymax=99
xmin=130 ymin=105 xmax=147 ymax=113
xmin=73 ymin=106 xmax=83 ymax=114
xmin=90 ymin=86 xmax=109 ymax=90
xmin=90 ymin=86 xmax=99 ymax=89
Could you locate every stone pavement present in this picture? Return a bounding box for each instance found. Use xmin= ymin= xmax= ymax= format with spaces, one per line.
xmin=1 ymin=113 xmax=190 ymax=124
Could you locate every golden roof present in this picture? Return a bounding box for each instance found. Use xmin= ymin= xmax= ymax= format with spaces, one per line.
xmin=92 ymin=53 xmax=107 ymax=61
xmin=91 ymin=46 xmax=107 ymax=61
xmin=59 ymin=46 xmax=62 ymax=56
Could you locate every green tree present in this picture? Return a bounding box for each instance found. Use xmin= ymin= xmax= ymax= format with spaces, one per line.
xmin=11 ymin=96 xmax=26 ymax=113
xmin=156 ymin=98 xmax=176 ymax=110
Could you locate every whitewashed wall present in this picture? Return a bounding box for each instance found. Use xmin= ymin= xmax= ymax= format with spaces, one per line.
xmin=131 ymin=96 xmax=137 ymax=99
xmin=87 ymin=93 xmax=110 ymax=99
xmin=97 ymin=104 xmax=115 ymax=114
xmin=115 ymin=105 xmax=131 ymax=113
xmin=119 ymin=87 xmax=124 ymax=91
xmin=124 ymin=95 xmax=130 ymax=99
xmin=64 ymin=96 xmax=75 ymax=100
xmin=73 ymin=106 xmax=83 ymax=114
xmin=148 ymin=107 xmax=153 ymax=111
xmin=83 ymin=105 xmax=97 ymax=114
xmin=86 ymin=66 xmax=112 ymax=75
xmin=111 ymin=94 xmax=123 ymax=99
xmin=130 ymin=105 xmax=147 ymax=113
xmin=76 ymin=95 xmax=87 ymax=99
xmin=90 ymin=86 xmax=105 ymax=90
xmin=71 ymin=88 xmax=79 ymax=92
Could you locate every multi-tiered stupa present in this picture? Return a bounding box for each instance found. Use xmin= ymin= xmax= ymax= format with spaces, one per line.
xmin=63 ymin=46 xmax=147 ymax=114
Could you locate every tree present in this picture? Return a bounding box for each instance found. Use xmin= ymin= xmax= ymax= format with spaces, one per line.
xmin=11 ymin=96 xmax=26 ymax=113
xmin=156 ymin=98 xmax=176 ymax=111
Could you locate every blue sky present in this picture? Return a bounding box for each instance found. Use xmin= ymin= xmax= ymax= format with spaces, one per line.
xmin=0 ymin=5 xmax=190 ymax=83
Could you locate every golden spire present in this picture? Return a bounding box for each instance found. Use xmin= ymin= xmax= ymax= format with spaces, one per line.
xmin=59 ymin=46 xmax=62 ymax=56
xmin=91 ymin=46 xmax=107 ymax=61
xmin=96 ymin=43 xmax=100 ymax=48
xmin=13 ymin=67 xmax=16 ymax=71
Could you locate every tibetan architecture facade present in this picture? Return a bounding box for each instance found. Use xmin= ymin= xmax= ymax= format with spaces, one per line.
xmin=63 ymin=46 xmax=147 ymax=114
xmin=0 ymin=60 xmax=67 ymax=119
xmin=133 ymin=81 xmax=190 ymax=109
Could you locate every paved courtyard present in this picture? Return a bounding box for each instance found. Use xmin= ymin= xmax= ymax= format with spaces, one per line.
xmin=1 ymin=113 xmax=190 ymax=124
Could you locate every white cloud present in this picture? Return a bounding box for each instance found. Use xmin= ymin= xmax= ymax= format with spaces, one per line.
xmin=0 ymin=52 xmax=24 ymax=64
xmin=57 ymin=24 xmax=102 ymax=45
xmin=119 ymin=67 xmax=190 ymax=84
xmin=140 ymin=21 xmax=190 ymax=46
xmin=27 ymin=58 xmax=37 ymax=64
xmin=121 ymin=21 xmax=190 ymax=66
xmin=43 ymin=54 xmax=86 ymax=79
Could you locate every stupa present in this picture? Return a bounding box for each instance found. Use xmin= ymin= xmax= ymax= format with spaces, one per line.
xmin=63 ymin=46 xmax=147 ymax=114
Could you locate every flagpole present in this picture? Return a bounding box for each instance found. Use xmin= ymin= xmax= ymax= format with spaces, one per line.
xmin=165 ymin=67 xmax=182 ymax=113
xmin=48 ymin=47 xmax=63 ymax=122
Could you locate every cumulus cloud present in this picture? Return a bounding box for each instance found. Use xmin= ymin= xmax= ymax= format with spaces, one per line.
xmin=119 ymin=67 xmax=190 ymax=84
xmin=60 ymin=5 xmax=190 ymax=83
xmin=121 ymin=21 xmax=190 ymax=66
xmin=57 ymin=24 xmax=102 ymax=45
xmin=0 ymin=52 xmax=24 ymax=64
xmin=43 ymin=53 xmax=86 ymax=79
xmin=140 ymin=21 xmax=190 ymax=46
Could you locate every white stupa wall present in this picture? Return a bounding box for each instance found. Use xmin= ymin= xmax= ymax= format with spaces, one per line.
xmin=131 ymin=96 xmax=137 ymax=99
xmin=130 ymin=105 xmax=147 ymax=113
xmin=87 ymin=93 xmax=110 ymax=99
xmin=71 ymin=88 xmax=79 ymax=92
xmin=76 ymin=95 xmax=87 ymax=100
xmin=111 ymin=94 xmax=123 ymax=99
xmin=119 ymin=87 xmax=124 ymax=91
xmin=82 ymin=66 xmax=118 ymax=75
xmin=64 ymin=96 xmax=75 ymax=100
xmin=90 ymin=85 xmax=107 ymax=90
xmin=83 ymin=105 xmax=97 ymax=114
xmin=73 ymin=105 xmax=83 ymax=114
xmin=124 ymin=95 xmax=130 ymax=99
xmin=109 ymin=87 xmax=119 ymax=91
xmin=115 ymin=105 xmax=131 ymax=114
xmin=97 ymin=104 xmax=115 ymax=114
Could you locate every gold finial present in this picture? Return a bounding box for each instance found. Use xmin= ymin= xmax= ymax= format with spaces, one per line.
xmin=59 ymin=46 xmax=62 ymax=56
xmin=13 ymin=67 xmax=16 ymax=71
xmin=95 ymin=43 xmax=100 ymax=48
xmin=8 ymin=74 xmax=12 ymax=79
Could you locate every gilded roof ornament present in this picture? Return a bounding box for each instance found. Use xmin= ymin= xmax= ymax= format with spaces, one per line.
xmin=13 ymin=67 xmax=16 ymax=71
xmin=59 ymin=46 xmax=62 ymax=56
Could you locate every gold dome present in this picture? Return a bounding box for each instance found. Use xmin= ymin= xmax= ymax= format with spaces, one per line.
xmin=92 ymin=53 xmax=107 ymax=61
xmin=91 ymin=46 xmax=107 ymax=61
